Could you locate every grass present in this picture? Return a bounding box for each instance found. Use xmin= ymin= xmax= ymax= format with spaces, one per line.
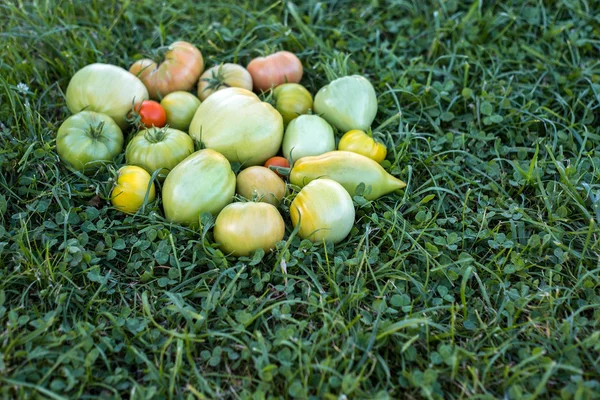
xmin=1 ymin=0 xmax=599 ymax=398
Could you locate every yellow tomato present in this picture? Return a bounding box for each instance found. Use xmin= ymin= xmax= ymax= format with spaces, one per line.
xmin=337 ymin=130 xmax=387 ymax=163
xmin=110 ymin=166 xmax=156 ymax=214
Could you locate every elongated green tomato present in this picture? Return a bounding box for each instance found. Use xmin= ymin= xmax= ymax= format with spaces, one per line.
xmin=236 ymin=166 xmax=286 ymax=206
xmin=290 ymin=151 xmax=406 ymax=200
xmin=66 ymin=63 xmax=149 ymax=129
xmin=273 ymin=83 xmax=313 ymax=124
xmin=110 ymin=166 xmax=156 ymax=214
xmin=214 ymin=202 xmax=285 ymax=257
xmin=56 ymin=111 xmax=124 ymax=173
xmin=160 ymin=91 xmax=201 ymax=131
xmin=282 ymin=114 xmax=335 ymax=163
xmin=162 ymin=149 xmax=236 ymax=226
xmin=125 ymin=127 xmax=194 ymax=181
xmin=197 ymin=63 xmax=253 ymax=101
xmin=189 ymin=87 xmax=283 ymax=166
xmin=129 ymin=41 xmax=204 ymax=99
xmin=290 ymin=179 xmax=355 ymax=244
xmin=338 ymin=130 xmax=387 ymax=163
xmin=313 ymin=75 xmax=377 ymax=132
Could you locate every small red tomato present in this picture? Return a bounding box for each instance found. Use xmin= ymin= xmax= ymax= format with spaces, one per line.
xmin=247 ymin=51 xmax=303 ymax=92
xmin=132 ymin=100 xmax=167 ymax=128
xmin=264 ymin=156 xmax=290 ymax=178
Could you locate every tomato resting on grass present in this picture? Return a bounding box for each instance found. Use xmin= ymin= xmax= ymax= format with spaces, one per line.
xmin=130 ymin=100 xmax=167 ymax=128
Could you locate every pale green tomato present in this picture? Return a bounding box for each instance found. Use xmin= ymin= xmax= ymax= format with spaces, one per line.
xmin=214 ymin=202 xmax=285 ymax=257
xmin=313 ymin=75 xmax=378 ymax=132
xmin=197 ymin=63 xmax=253 ymax=101
xmin=273 ymin=83 xmax=313 ymax=124
xmin=189 ymin=87 xmax=283 ymax=166
xmin=290 ymin=179 xmax=355 ymax=244
xmin=236 ymin=166 xmax=286 ymax=206
xmin=66 ymin=63 xmax=149 ymax=129
xmin=56 ymin=111 xmax=124 ymax=173
xmin=282 ymin=114 xmax=335 ymax=163
xmin=162 ymin=149 xmax=236 ymax=226
xmin=160 ymin=91 xmax=201 ymax=131
xmin=125 ymin=127 xmax=194 ymax=180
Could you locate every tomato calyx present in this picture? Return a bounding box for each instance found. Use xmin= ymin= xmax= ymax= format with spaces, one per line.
xmin=87 ymin=121 xmax=107 ymax=140
xmin=199 ymin=64 xmax=231 ymax=93
xmin=143 ymin=126 xmax=169 ymax=143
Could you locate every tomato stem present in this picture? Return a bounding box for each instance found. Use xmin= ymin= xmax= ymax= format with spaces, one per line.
xmin=144 ymin=126 xmax=167 ymax=143
xmin=88 ymin=121 xmax=106 ymax=139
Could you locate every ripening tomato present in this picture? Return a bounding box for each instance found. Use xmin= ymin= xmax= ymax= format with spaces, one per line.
xmin=247 ymin=51 xmax=303 ymax=92
xmin=197 ymin=63 xmax=253 ymax=101
xmin=273 ymin=83 xmax=313 ymax=124
xmin=264 ymin=156 xmax=290 ymax=178
xmin=337 ymin=129 xmax=387 ymax=163
xmin=236 ymin=166 xmax=286 ymax=206
xmin=160 ymin=91 xmax=201 ymax=131
xmin=214 ymin=202 xmax=285 ymax=257
xmin=129 ymin=41 xmax=204 ymax=99
xmin=131 ymin=100 xmax=167 ymax=128
xmin=110 ymin=166 xmax=156 ymax=214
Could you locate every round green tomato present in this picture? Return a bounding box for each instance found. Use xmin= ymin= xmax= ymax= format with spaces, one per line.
xmin=214 ymin=202 xmax=285 ymax=257
xmin=273 ymin=83 xmax=313 ymax=124
xmin=162 ymin=149 xmax=236 ymax=226
xmin=189 ymin=87 xmax=283 ymax=166
xmin=66 ymin=63 xmax=149 ymax=129
xmin=160 ymin=91 xmax=201 ymax=131
xmin=56 ymin=111 xmax=124 ymax=173
xmin=313 ymin=75 xmax=377 ymax=132
xmin=125 ymin=127 xmax=194 ymax=180
xmin=282 ymin=115 xmax=335 ymax=163
xmin=236 ymin=166 xmax=286 ymax=206
xmin=290 ymin=178 xmax=355 ymax=244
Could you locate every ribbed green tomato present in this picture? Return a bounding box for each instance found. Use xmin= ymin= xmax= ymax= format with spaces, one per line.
xmin=160 ymin=91 xmax=201 ymax=131
xmin=56 ymin=111 xmax=124 ymax=173
xmin=125 ymin=127 xmax=194 ymax=180
xmin=282 ymin=114 xmax=335 ymax=163
xmin=66 ymin=63 xmax=149 ymax=129
xmin=273 ymin=83 xmax=313 ymax=124
xmin=214 ymin=202 xmax=285 ymax=257
xmin=189 ymin=87 xmax=283 ymax=166
xmin=197 ymin=63 xmax=253 ymax=101
xmin=162 ymin=149 xmax=235 ymax=226
xmin=290 ymin=179 xmax=355 ymax=244
xmin=313 ymin=75 xmax=378 ymax=132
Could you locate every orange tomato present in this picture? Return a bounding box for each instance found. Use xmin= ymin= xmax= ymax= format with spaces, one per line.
xmin=131 ymin=100 xmax=167 ymax=128
xmin=264 ymin=156 xmax=290 ymax=178
xmin=246 ymin=51 xmax=303 ymax=92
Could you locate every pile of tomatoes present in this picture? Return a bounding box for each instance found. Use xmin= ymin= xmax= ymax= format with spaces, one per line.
xmin=57 ymin=41 xmax=405 ymax=256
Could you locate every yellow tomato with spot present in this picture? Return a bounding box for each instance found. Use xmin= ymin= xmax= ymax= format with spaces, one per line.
xmin=110 ymin=166 xmax=156 ymax=214
xmin=337 ymin=130 xmax=387 ymax=163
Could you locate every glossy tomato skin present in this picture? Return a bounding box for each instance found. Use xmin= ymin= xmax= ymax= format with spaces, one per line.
xmin=162 ymin=149 xmax=236 ymax=226
xmin=282 ymin=115 xmax=335 ymax=163
xmin=160 ymin=91 xmax=201 ymax=131
xmin=129 ymin=41 xmax=204 ymax=99
xmin=273 ymin=83 xmax=313 ymax=124
xmin=236 ymin=166 xmax=286 ymax=206
xmin=264 ymin=156 xmax=290 ymax=178
xmin=134 ymin=100 xmax=167 ymax=128
xmin=214 ymin=202 xmax=285 ymax=257
xmin=313 ymin=75 xmax=378 ymax=132
xmin=197 ymin=63 xmax=253 ymax=101
xmin=125 ymin=127 xmax=194 ymax=180
xmin=56 ymin=111 xmax=124 ymax=173
xmin=290 ymin=179 xmax=355 ymax=244
xmin=66 ymin=63 xmax=148 ymax=129
xmin=110 ymin=166 xmax=156 ymax=214
xmin=247 ymin=51 xmax=303 ymax=92
xmin=189 ymin=87 xmax=283 ymax=166
xmin=338 ymin=130 xmax=387 ymax=163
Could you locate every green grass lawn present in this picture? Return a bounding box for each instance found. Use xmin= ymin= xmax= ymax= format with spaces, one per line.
xmin=1 ymin=0 xmax=600 ymax=398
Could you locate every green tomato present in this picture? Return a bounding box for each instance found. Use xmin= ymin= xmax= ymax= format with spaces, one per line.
xmin=282 ymin=114 xmax=335 ymax=163
xmin=160 ymin=91 xmax=201 ymax=131
xmin=66 ymin=63 xmax=149 ymax=129
xmin=236 ymin=166 xmax=287 ymax=206
xmin=214 ymin=202 xmax=285 ymax=257
xmin=162 ymin=149 xmax=236 ymax=226
xmin=189 ymin=87 xmax=283 ymax=166
xmin=56 ymin=111 xmax=124 ymax=173
xmin=290 ymin=178 xmax=355 ymax=244
xmin=125 ymin=127 xmax=194 ymax=180
xmin=273 ymin=83 xmax=313 ymax=124
xmin=313 ymin=75 xmax=378 ymax=132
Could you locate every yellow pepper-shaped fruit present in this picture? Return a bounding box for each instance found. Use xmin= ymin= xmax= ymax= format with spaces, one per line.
xmin=290 ymin=151 xmax=406 ymax=200
xmin=337 ymin=129 xmax=387 ymax=163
